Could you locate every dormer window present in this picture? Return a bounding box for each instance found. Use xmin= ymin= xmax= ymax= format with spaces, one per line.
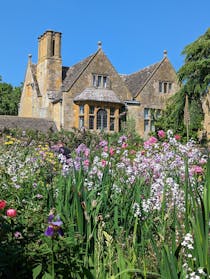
xmin=92 ymin=74 xmax=108 ymax=88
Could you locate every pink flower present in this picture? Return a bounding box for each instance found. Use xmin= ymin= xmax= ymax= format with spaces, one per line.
xmin=174 ymin=134 xmax=181 ymax=140
xmin=191 ymin=165 xmax=203 ymax=175
xmin=101 ymin=160 xmax=107 ymax=167
xmin=84 ymin=148 xmax=90 ymax=157
xmin=14 ymin=231 xmax=22 ymax=239
xmin=149 ymin=136 xmax=158 ymax=144
xmin=84 ymin=159 xmax=89 ymax=167
xmin=199 ymin=158 xmax=207 ymax=165
xmin=6 ymin=208 xmax=17 ymax=218
xmin=109 ymin=147 xmax=115 ymax=156
xmin=103 ymin=146 xmax=109 ymax=152
xmin=158 ymin=130 xmax=165 ymax=138
xmin=122 ymin=143 xmax=128 ymax=148
xmin=144 ymin=136 xmax=158 ymax=148
xmin=0 ymin=200 xmax=7 ymax=210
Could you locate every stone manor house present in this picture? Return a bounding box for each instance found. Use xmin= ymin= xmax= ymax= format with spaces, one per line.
xmin=19 ymin=30 xmax=181 ymax=138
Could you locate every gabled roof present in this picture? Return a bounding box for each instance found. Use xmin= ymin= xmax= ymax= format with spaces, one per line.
xmin=74 ymin=87 xmax=123 ymax=104
xmin=61 ymin=51 xmax=99 ymax=92
xmin=52 ymin=50 xmax=169 ymax=103
xmin=52 ymin=50 xmax=100 ymax=103
xmin=30 ymin=64 xmax=41 ymax=97
xmin=121 ymin=57 xmax=168 ymax=98
xmin=121 ymin=62 xmax=160 ymax=98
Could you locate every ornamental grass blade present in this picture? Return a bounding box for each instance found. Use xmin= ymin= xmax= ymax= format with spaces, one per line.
xmin=32 ymin=264 xmax=42 ymax=279
xmin=162 ymin=245 xmax=179 ymax=279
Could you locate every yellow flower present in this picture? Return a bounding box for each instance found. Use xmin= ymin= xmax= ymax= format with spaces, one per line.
xmin=4 ymin=141 xmax=14 ymax=145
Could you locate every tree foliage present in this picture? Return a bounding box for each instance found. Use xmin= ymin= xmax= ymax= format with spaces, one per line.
xmin=178 ymin=27 xmax=210 ymax=98
xmin=156 ymin=28 xmax=210 ymax=140
xmin=0 ymin=76 xmax=22 ymax=115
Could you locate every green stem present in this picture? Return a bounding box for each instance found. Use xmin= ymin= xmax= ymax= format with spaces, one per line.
xmin=51 ymin=238 xmax=55 ymax=279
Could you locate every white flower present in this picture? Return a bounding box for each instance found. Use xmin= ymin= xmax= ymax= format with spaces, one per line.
xmin=197 ymin=268 xmax=206 ymax=275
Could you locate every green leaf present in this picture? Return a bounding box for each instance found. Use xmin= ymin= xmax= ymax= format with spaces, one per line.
xmin=42 ymin=272 xmax=53 ymax=279
xmin=32 ymin=264 xmax=42 ymax=279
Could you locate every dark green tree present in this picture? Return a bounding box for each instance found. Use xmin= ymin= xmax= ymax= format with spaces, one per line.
xmin=156 ymin=28 xmax=210 ymax=140
xmin=0 ymin=76 xmax=22 ymax=115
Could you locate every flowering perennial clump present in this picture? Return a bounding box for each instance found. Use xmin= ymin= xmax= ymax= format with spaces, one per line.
xmin=55 ymin=130 xmax=207 ymax=221
xmin=181 ymin=233 xmax=208 ymax=279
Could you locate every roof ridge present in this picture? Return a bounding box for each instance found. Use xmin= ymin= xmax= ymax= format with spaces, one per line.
xmin=124 ymin=61 xmax=161 ymax=77
xmin=134 ymin=58 xmax=166 ymax=98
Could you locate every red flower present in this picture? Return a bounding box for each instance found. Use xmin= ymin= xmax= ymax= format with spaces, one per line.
xmin=174 ymin=134 xmax=181 ymax=140
xmin=6 ymin=208 xmax=17 ymax=217
xmin=0 ymin=200 xmax=7 ymax=210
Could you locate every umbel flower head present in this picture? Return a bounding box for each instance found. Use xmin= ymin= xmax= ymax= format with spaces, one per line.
xmin=44 ymin=212 xmax=64 ymax=237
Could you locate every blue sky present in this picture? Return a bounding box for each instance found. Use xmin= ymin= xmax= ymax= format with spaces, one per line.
xmin=0 ymin=0 xmax=209 ymax=86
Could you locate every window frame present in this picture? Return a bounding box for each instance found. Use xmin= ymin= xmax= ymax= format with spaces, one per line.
xmin=79 ymin=105 xmax=85 ymax=129
xmin=158 ymin=81 xmax=173 ymax=94
xmin=92 ymin=74 xmax=108 ymax=88
xmin=97 ymin=109 xmax=107 ymax=130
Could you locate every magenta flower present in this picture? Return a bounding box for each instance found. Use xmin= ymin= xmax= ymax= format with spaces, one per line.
xmin=148 ymin=136 xmax=158 ymax=144
xmin=158 ymin=130 xmax=166 ymax=138
xmin=44 ymin=214 xmax=64 ymax=237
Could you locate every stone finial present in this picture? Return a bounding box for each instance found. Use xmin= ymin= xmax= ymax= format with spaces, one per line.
xmin=163 ymin=50 xmax=167 ymax=58
xmin=28 ymin=54 xmax=32 ymax=63
xmin=98 ymin=41 xmax=102 ymax=49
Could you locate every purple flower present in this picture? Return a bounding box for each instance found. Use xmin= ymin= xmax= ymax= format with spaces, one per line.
xmin=45 ymin=226 xmax=54 ymax=237
xmin=99 ymin=140 xmax=108 ymax=147
xmin=76 ymin=143 xmax=88 ymax=155
xmin=118 ymin=135 xmax=127 ymax=144
xmin=44 ymin=214 xmax=64 ymax=237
